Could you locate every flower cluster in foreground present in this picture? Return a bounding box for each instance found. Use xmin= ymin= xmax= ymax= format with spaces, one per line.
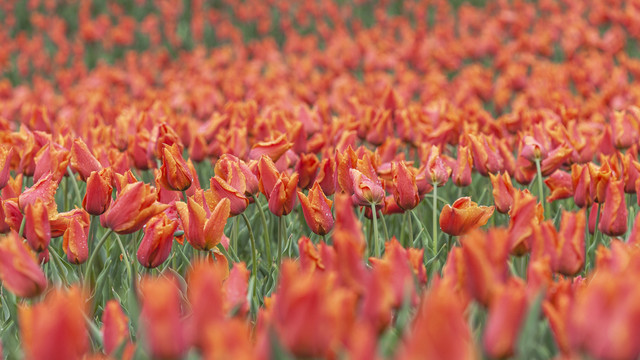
xmin=1 ymin=0 xmax=640 ymax=359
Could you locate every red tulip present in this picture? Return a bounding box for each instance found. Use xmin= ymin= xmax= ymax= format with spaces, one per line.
xmin=102 ymin=300 xmax=132 ymax=356
xmin=598 ymin=179 xmax=628 ymax=237
xmin=0 ymin=145 xmax=14 ymax=190
xmin=24 ymin=199 xmax=51 ymax=252
xmin=82 ymin=168 xmax=113 ymax=216
xmin=392 ymin=162 xmax=420 ymax=211
xmin=178 ymin=196 xmax=230 ymax=251
xmin=350 ymin=169 xmax=384 ymax=206
xmin=63 ymin=217 xmax=89 ymax=264
xmin=159 ymin=143 xmax=193 ymax=192
xmin=483 ymin=279 xmax=528 ymax=359
xmin=489 ymin=172 xmax=516 ymax=213
xmin=70 ymin=138 xmax=102 ymax=181
xmin=268 ymin=173 xmax=299 ymax=216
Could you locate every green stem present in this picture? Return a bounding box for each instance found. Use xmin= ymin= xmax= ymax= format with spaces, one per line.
xmin=83 ymin=229 xmax=113 ymax=290
xmin=432 ymin=183 xmax=438 ymax=255
xmin=241 ymin=213 xmax=258 ymax=297
xmin=18 ymin=215 xmax=26 ymax=237
xmin=277 ymin=215 xmax=284 ymax=266
xmin=380 ymin=212 xmax=390 ymax=244
xmin=66 ymin=167 xmax=83 ymax=205
xmin=232 ymin=217 xmax=239 ymax=255
xmin=49 ymin=245 xmax=69 ymax=286
xmin=407 ymin=209 xmax=414 ymax=246
xmin=114 ymin=234 xmax=133 ymax=281
xmin=534 ymin=158 xmax=546 ymax=216
xmin=371 ymin=203 xmax=380 ymax=258
xmin=182 ymin=190 xmax=188 ymax=202
xmin=253 ymin=195 xmax=272 ymax=266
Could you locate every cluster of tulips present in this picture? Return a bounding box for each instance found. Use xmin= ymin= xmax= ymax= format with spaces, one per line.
xmin=2 ymin=0 xmax=640 ymax=359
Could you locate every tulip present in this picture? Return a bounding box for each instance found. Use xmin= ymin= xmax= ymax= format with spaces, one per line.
xmin=139 ymin=277 xmax=187 ymax=359
xmin=489 ymin=172 xmax=516 ymax=213
xmin=268 ymin=173 xmax=299 ymax=216
xmin=571 ymin=163 xmax=592 ymax=208
xmin=540 ymin=145 xmax=572 ymax=176
xmin=70 ymin=138 xmax=102 ymax=181
xmin=508 ymin=190 xmax=543 ymax=256
xmin=102 ymin=300 xmax=132 ymax=356
xmin=452 ymin=145 xmax=473 ymax=187
xmin=159 ymin=143 xmax=193 ymax=192
xmin=18 ymin=171 xmax=59 ymax=215
xmin=34 ymin=142 xmax=70 ymax=182
xmin=468 ymin=133 xmax=503 ymax=176
xmin=612 ymin=107 xmax=640 ymax=149
xmin=296 ymin=153 xmax=320 ymax=189
xmin=424 ymin=145 xmax=451 ymax=186
xmin=335 ymin=147 xmax=358 ymax=194
xmin=215 ymin=154 xmax=259 ymax=196
xmin=210 ymin=162 xmax=250 ymax=216
xmin=439 ymin=197 xmax=494 ymax=236
xmin=350 ymin=169 xmax=384 ymax=206
xmin=315 ymin=157 xmax=336 ymax=196
xmin=598 ymin=179 xmax=628 ymax=237
xmin=544 ymin=170 xmax=574 ymax=202
xmin=557 ymin=209 xmax=586 ymax=276
xmin=483 ymin=279 xmax=528 ymax=359
xmin=186 ymin=262 xmax=225 ymax=349
xmin=257 ymin=155 xmax=280 ymax=199
xmin=392 ymin=162 xmax=420 ymax=211
xmin=19 ymin=287 xmax=88 ymax=359
xmin=248 ymin=133 xmax=292 ymax=162
xmin=50 ymin=208 xmax=90 ymax=238
xmin=63 ymin=217 xmax=89 ymax=264
xmin=179 ymin=196 xmax=230 ymax=251
xmin=298 ymin=182 xmax=334 ymax=236
xmin=82 ymin=168 xmax=113 ymax=216
xmin=137 ymin=213 xmax=178 ymax=268
xmin=0 ymin=232 xmax=47 ymax=298
xmin=0 ymin=145 xmax=14 ymax=190
xmin=24 ymin=199 xmax=51 ymax=252
xmin=101 ymin=182 xmax=169 ymax=234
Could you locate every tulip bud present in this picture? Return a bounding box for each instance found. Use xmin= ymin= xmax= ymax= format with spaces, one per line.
xmin=392 ymin=162 xmax=420 ymax=211
xmin=268 ymin=173 xmax=299 ymax=216
xmin=63 ymin=217 xmax=89 ymax=264
xmin=159 ymin=143 xmax=193 ymax=192
xmin=598 ymin=179 xmax=628 ymax=237
xmin=571 ymin=163 xmax=592 ymax=208
xmin=489 ymin=172 xmax=516 ymax=213
xmin=452 ymin=145 xmax=473 ymax=187
xmin=0 ymin=145 xmax=14 ymax=190
xmin=350 ymin=169 xmax=384 ymax=206
xmin=83 ymin=168 xmax=113 ymax=216
xmin=298 ymin=182 xmax=334 ymax=236
xmin=24 ymin=199 xmax=51 ymax=252
xmin=137 ymin=213 xmax=178 ymax=268
xmin=70 ymin=138 xmax=102 ymax=181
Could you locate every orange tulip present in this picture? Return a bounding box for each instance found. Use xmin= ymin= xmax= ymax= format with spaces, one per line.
xmin=350 ymin=168 xmax=384 ymax=206
xmin=268 ymin=172 xmax=299 ymax=216
xmin=0 ymin=232 xmax=47 ymax=298
xmin=24 ymin=199 xmax=51 ymax=252
xmin=544 ymin=170 xmax=574 ymax=202
xmin=178 ymin=196 xmax=230 ymax=251
xmin=392 ymin=162 xmax=420 ymax=211
xmin=0 ymin=145 xmax=14 ymax=190
xmin=298 ymin=182 xmax=334 ymax=235
xmin=424 ymin=145 xmax=451 ymax=186
xmin=18 ymin=171 xmax=59 ymax=215
xmin=571 ymin=163 xmax=592 ymax=208
xmin=489 ymin=172 xmax=516 ymax=213
xmin=70 ymin=138 xmax=102 ymax=181
xmin=248 ymin=133 xmax=292 ymax=162
xmin=598 ymin=179 xmax=628 ymax=237
xmin=82 ymin=168 xmax=113 ymax=216
xmin=507 ymin=190 xmax=543 ymax=256
xmin=102 ymin=300 xmax=132 ymax=356
xmin=557 ymin=209 xmax=586 ymax=276
xmin=159 ymin=143 xmax=193 ymax=192
xmin=50 ymin=208 xmax=90 ymax=238
xmin=137 ymin=213 xmax=178 ymax=268
xmin=439 ymin=197 xmax=494 ymax=236
xmin=452 ymin=145 xmax=473 ymax=187
xmin=468 ymin=133 xmax=503 ymax=176
xmin=63 ymin=217 xmax=89 ymax=264
xmin=20 ymin=287 xmax=88 ymax=359
xmin=483 ymin=279 xmax=528 ymax=359
xmin=101 ymin=182 xmax=169 ymax=234
xmin=215 ymin=154 xmax=259 ymax=196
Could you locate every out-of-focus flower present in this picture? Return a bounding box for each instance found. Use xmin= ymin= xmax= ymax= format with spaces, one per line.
xmin=0 ymin=145 xmax=14 ymax=190
xmin=452 ymin=145 xmax=473 ymax=187
xmin=508 ymin=190 xmax=543 ymax=256
xmin=483 ymin=279 xmax=528 ymax=359
xmin=598 ymin=179 xmax=628 ymax=237
xmin=248 ymin=134 xmax=292 ymax=162
xmin=0 ymin=232 xmax=47 ymax=298
xmin=439 ymin=197 xmax=494 ymax=236
xmin=102 ymin=300 xmax=133 ymax=357
xmin=489 ymin=172 xmax=516 ymax=213
xmin=545 ymin=170 xmax=574 ymax=202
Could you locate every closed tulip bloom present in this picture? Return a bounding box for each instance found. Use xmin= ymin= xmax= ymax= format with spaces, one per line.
xmin=335 ymin=147 xmax=358 ymax=194
xmin=557 ymin=209 xmax=586 ymax=276
xmin=180 ymin=197 xmax=230 ymax=251
xmin=424 ymin=145 xmax=451 ymax=186
xmin=0 ymin=232 xmax=47 ymax=298
xmin=160 ymin=143 xmax=193 ymax=192
xmin=70 ymin=138 xmax=102 ymax=181
xmin=598 ymin=179 xmax=628 ymax=237
xmin=20 ymin=287 xmax=88 ymax=360
xmin=18 ymin=171 xmax=59 ymax=215
xmin=82 ymin=168 xmax=113 ymax=216
xmin=269 ymin=173 xmax=299 ymax=216
xmin=257 ymin=155 xmax=280 ymax=199
xmin=489 ymin=172 xmax=516 ymax=213
xmin=215 ymin=154 xmax=259 ymax=196
xmin=24 ymin=199 xmax=51 ymax=252
xmin=298 ymin=182 xmax=334 ymax=235
xmin=612 ymin=107 xmax=640 ymax=149
xmin=545 ymin=170 xmax=574 ymax=202
xmin=452 ymin=145 xmax=473 ymax=187
xmin=468 ymin=133 xmax=503 ymax=176
xmin=439 ymin=197 xmax=494 ymax=236
xmin=0 ymin=145 xmax=14 ymax=190
xmin=50 ymin=208 xmax=90 ymax=238
xmin=315 ymin=157 xmax=336 ymax=196
xmin=296 ymin=153 xmax=320 ymax=189
xmin=137 ymin=213 xmax=178 ymax=268
xmin=540 ymin=145 xmax=573 ymax=176
xmin=102 ymin=300 xmax=131 ymax=356
xmin=571 ymin=163 xmax=592 ymax=208
xmin=63 ymin=217 xmax=89 ymax=264
xmin=102 ymin=182 xmax=169 ymax=234
xmin=350 ymin=169 xmax=384 ymax=206
xmin=392 ymin=162 xmax=420 ymax=211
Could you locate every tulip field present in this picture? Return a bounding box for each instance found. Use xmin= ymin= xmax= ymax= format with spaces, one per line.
xmin=3 ymin=0 xmax=640 ymax=358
